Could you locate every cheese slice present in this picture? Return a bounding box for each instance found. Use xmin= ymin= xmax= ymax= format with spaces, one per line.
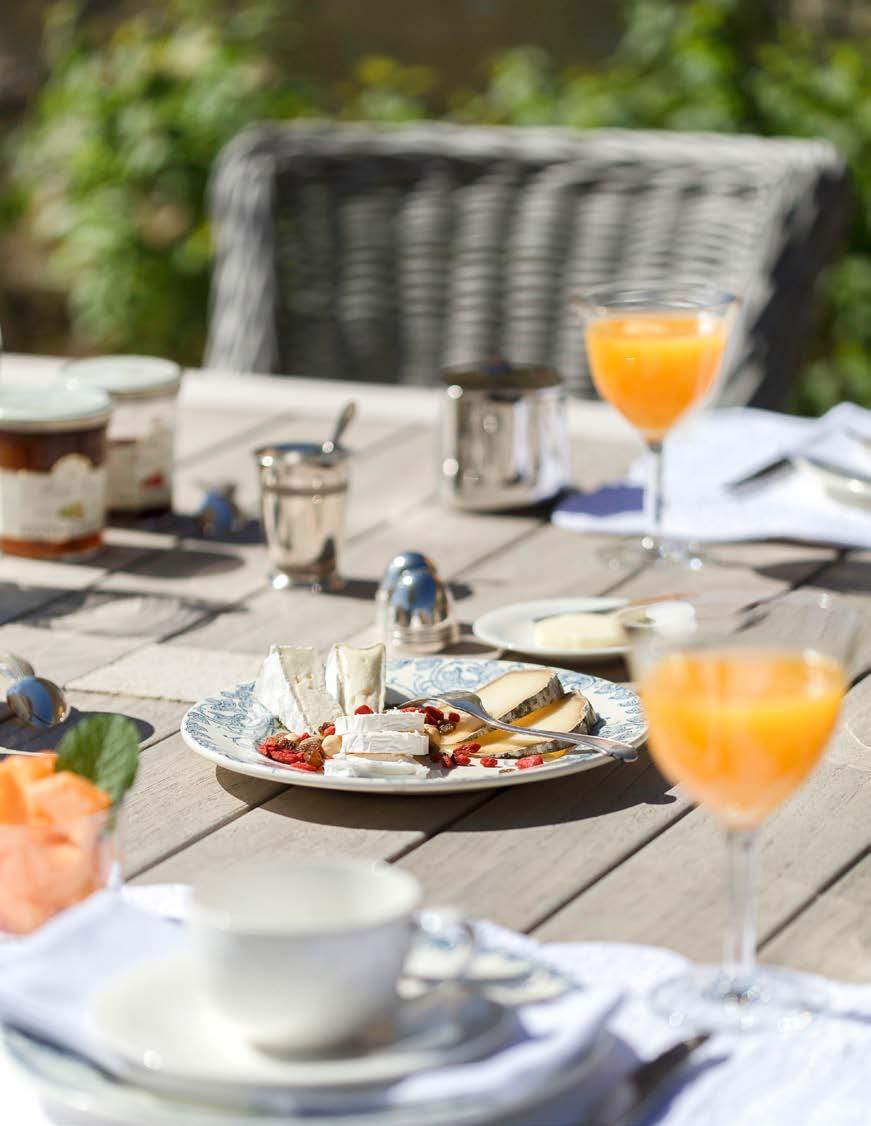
xmin=325 ymin=644 xmax=386 ymax=713
xmin=325 ymin=756 xmax=428 ymax=779
xmin=532 ymin=612 xmax=626 ymax=651
xmin=342 ymin=731 xmax=430 ymax=760
xmin=442 ymin=667 xmax=564 ymax=746
xmin=253 ymin=646 xmax=341 ymax=732
xmin=471 ymin=692 xmax=596 ymax=758
xmin=334 ymin=711 xmax=425 ymax=736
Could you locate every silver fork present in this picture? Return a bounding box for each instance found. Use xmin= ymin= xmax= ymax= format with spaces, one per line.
xmin=400 ymin=690 xmax=639 ymax=763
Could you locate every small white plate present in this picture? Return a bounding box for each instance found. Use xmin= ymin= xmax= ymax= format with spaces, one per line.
xmin=180 ymin=657 xmax=646 ymax=796
xmin=90 ymin=953 xmax=515 ymax=1101
xmin=795 ymin=455 xmax=871 ymax=508
xmin=473 ymin=598 xmax=629 ymax=660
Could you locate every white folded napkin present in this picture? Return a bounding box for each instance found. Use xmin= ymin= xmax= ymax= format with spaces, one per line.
xmin=0 ymin=888 xmax=624 ymax=1126
xmin=553 ymin=402 xmax=871 ymax=548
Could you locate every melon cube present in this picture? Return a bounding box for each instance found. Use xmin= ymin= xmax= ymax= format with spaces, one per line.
xmin=0 ymin=771 xmax=28 ymax=824
xmin=1 ymin=752 xmax=57 ymax=788
xmin=26 ymin=771 xmax=110 ymax=824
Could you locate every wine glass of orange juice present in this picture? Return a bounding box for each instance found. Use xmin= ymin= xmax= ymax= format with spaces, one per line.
xmin=628 ymin=591 xmax=857 ymax=1031
xmin=575 ymin=284 xmax=739 ymax=566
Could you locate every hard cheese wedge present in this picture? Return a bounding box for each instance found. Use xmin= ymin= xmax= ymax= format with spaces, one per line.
xmin=442 ymin=667 xmax=564 ymax=746
xmin=471 ymin=692 xmax=596 ymax=758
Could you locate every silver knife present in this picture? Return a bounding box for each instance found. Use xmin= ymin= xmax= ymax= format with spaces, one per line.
xmin=584 ymin=1032 xmax=711 ymax=1125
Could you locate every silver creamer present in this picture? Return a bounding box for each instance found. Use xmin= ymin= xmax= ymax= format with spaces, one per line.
xmin=439 ymin=364 xmax=570 ymax=511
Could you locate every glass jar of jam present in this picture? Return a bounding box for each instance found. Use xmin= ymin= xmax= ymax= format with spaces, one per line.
xmin=0 ymin=387 xmax=111 ymax=559
xmin=63 ymin=356 xmax=182 ymax=517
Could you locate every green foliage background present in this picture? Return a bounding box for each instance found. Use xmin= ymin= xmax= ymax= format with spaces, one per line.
xmin=11 ymin=0 xmax=871 ymax=413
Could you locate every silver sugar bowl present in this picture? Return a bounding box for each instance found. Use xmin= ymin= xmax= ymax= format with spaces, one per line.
xmin=377 ymin=552 xmax=459 ymax=653
xmin=439 ymin=362 xmax=570 ymax=512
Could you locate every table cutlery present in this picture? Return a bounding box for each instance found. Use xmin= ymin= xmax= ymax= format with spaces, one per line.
xmin=401 ymin=690 xmax=638 ymax=762
xmin=5 ymin=676 xmax=70 ymax=728
xmin=585 ymin=1032 xmax=711 ymax=1125
xmin=796 ymin=453 xmax=871 ymax=495
xmin=321 ymin=399 xmax=356 ymax=455
xmin=531 ymin=592 xmax=690 ymax=624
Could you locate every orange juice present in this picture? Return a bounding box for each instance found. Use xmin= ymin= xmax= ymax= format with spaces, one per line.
xmin=640 ymin=649 xmax=845 ymax=828
xmin=586 ymin=312 xmax=727 ymax=440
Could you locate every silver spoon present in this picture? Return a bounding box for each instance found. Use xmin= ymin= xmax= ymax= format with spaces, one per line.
xmin=403 ymin=690 xmax=639 ymax=763
xmin=321 ymin=400 xmax=356 ymax=456
xmin=6 ymin=676 xmax=70 ymax=728
xmin=0 ymin=654 xmax=36 ymax=721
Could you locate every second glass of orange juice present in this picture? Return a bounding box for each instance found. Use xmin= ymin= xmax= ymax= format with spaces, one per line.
xmin=575 ymin=284 xmax=739 ymax=567
xmin=629 ymin=591 xmax=857 ymax=1031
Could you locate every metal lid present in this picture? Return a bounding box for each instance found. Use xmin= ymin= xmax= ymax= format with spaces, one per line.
xmin=63 ymin=355 xmax=182 ymax=400
xmin=442 ymin=362 xmax=562 ymax=392
xmin=0 ymin=386 xmax=112 ymax=434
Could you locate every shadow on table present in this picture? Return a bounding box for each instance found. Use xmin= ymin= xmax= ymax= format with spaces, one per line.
xmin=0 ymin=707 xmax=155 ymax=754
xmin=217 ymin=755 xmax=676 ymax=834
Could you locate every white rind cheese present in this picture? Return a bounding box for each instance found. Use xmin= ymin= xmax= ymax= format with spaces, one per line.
xmin=325 ymin=643 xmax=386 ymax=713
xmin=342 ymin=731 xmax=430 ymax=759
xmin=334 ymin=711 xmax=425 ymax=735
xmin=325 ymin=756 xmax=428 ymax=779
xmin=253 ymin=646 xmax=341 ymax=732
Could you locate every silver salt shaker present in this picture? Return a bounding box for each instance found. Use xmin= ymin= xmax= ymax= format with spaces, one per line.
xmin=439 ymin=362 xmax=570 ymax=512
xmin=376 ymin=552 xmax=459 ymax=653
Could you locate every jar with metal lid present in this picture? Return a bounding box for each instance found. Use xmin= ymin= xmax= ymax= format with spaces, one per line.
xmin=0 ymin=386 xmax=111 ymax=559
xmin=439 ymin=362 xmax=570 ymax=511
xmin=63 ymin=355 xmax=182 ymax=517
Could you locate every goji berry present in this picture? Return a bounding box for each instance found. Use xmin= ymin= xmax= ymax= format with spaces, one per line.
xmin=297 ymin=732 xmax=311 ymax=743
xmin=288 ymin=761 xmax=319 ymax=773
xmin=480 ymin=757 xmax=498 ymax=768
xmin=440 ymin=754 xmax=454 ymax=770
xmin=454 ymin=742 xmax=480 ymax=754
xmin=319 ymin=722 xmax=336 ymax=736
xmin=429 ymin=750 xmax=443 ymax=764
xmin=448 ymin=712 xmax=461 ymax=724
xmin=451 ymin=750 xmax=471 ymax=767
xmin=354 ymin=705 xmax=374 ymax=715
xmin=516 ymin=754 xmax=544 ymax=770
xmin=269 ymin=748 xmax=302 ymax=765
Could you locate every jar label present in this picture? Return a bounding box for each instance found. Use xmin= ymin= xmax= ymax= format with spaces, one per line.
xmin=107 ymin=420 xmax=174 ymax=511
xmin=0 ymin=454 xmax=106 ymax=543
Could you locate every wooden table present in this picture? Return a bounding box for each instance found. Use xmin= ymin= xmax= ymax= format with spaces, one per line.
xmin=3 ymin=354 xmax=871 ymax=982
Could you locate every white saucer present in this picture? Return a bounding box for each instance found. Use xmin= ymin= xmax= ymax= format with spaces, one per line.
xmin=473 ymin=598 xmax=629 ymax=661
xmin=90 ymin=953 xmax=515 ymax=1103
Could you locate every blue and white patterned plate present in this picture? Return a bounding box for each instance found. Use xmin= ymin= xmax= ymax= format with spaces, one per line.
xmin=180 ymin=657 xmax=646 ymax=796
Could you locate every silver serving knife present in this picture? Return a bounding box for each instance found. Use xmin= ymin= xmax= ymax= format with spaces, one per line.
xmin=585 ymin=1032 xmax=711 ymax=1125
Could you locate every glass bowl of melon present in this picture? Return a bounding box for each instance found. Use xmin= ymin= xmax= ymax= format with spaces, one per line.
xmin=0 ymin=714 xmax=140 ymax=935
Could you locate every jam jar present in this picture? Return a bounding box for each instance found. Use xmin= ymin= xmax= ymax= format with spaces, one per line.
xmin=63 ymin=356 xmax=182 ymax=517
xmin=0 ymin=387 xmax=111 ymax=559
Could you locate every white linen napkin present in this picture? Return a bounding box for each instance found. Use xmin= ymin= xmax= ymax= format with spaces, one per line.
xmin=0 ymin=887 xmax=624 ymax=1126
xmin=553 ymin=402 xmax=871 ymax=548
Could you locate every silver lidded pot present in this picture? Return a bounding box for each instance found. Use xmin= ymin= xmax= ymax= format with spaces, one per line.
xmin=376 ymin=552 xmax=459 ymax=653
xmin=439 ymin=361 xmax=570 ymax=512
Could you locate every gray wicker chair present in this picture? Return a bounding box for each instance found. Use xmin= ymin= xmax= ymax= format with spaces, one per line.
xmin=205 ymin=123 xmax=849 ymax=406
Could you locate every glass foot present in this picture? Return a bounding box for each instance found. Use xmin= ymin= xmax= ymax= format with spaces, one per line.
xmin=651 ymin=964 xmax=826 ymax=1034
xmin=598 ymin=537 xmax=705 ymax=571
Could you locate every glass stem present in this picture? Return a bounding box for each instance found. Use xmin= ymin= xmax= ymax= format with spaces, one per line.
xmin=644 ymin=439 xmax=665 ymax=550
xmin=722 ymin=827 xmax=758 ymax=999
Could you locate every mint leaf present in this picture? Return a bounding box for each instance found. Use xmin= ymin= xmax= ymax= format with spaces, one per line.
xmin=55 ymin=714 xmax=140 ymax=804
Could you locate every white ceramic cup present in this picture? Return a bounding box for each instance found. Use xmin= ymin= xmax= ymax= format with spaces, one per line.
xmin=190 ymin=856 xmax=461 ymax=1053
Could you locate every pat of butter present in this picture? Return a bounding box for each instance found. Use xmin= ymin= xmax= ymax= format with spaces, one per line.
xmin=533 ymin=611 xmax=626 ymax=650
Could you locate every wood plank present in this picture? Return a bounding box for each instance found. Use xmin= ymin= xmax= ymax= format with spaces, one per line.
xmin=122 ymin=733 xmax=285 ymax=877
xmin=531 ymin=721 xmax=871 ymax=957
xmin=174 ymin=406 xmax=278 ymax=464
xmin=397 ymin=757 xmax=689 ymax=934
xmin=66 ymin=645 xmax=262 ymax=702
xmin=133 ymin=785 xmax=491 ymax=885
xmin=0 ymin=622 xmax=133 ymax=687
xmin=800 ymin=550 xmax=871 ymax=676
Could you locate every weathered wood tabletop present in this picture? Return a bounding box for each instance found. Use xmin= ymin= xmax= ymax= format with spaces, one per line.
xmin=3 ymin=354 xmax=870 ymax=982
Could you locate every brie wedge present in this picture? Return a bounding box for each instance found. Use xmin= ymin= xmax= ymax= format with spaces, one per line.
xmin=325 ymin=643 xmax=386 ymax=713
xmin=341 ymin=731 xmax=430 ymax=760
xmin=253 ymin=646 xmax=341 ymax=732
xmin=334 ymin=711 xmax=425 ymax=736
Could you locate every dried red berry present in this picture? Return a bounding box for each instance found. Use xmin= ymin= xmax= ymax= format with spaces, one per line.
xmin=297 ymin=732 xmax=311 ymax=743
xmin=451 ymin=750 xmax=471 ymax=767
xmin=516 ymin=754 xmax=544 ymax=770
xmin=480 ymin=757 xmax=498 ymax=768
xmin=270 ymin=748 xmax=303 ymax=765
xmin=440 ymin=754 xmax=454 ymax=770
xmin=288 ymin=761 xmax=319 ymax=773
xmin=448 ymin=712 xmax=461 ymax=724
xmin=429 ymin=750 xmax=443 ymax=764
xmin=319 ymin=722 xmax=336 ymax=736
xmin=424 ymin=707 xmax=444 ymax=724
xmin=454 ymin=742 xmax=481 ymax=755
xmin=354 ymin=705 xmax=374 ymax=715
